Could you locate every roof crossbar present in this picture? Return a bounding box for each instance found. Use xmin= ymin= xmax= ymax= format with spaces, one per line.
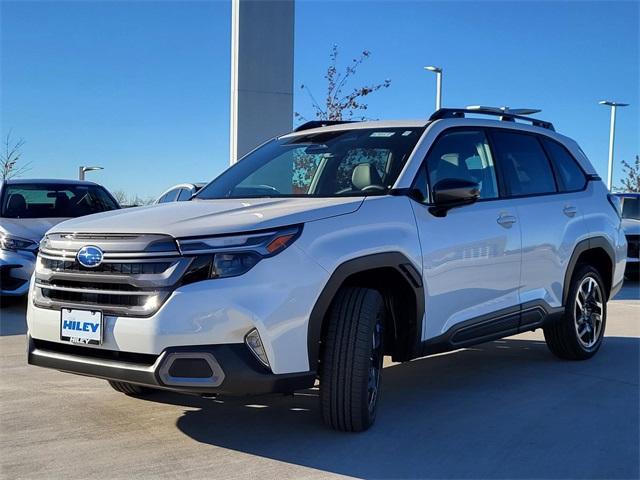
xmin=429 ymin=106 xmax=555 ymax=131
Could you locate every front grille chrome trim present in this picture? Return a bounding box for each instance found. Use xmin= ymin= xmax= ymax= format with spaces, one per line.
xmin=39 ymin=248 xmax=181 ymax=260
xmin=35 ymin=282 xmax=155 ymax=296
xmin=34 ymin=233 xmax=190 ymax=317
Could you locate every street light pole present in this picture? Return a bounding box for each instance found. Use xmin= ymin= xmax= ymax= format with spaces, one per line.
xmin=599 ymin=100 xmax=629 ymax=190
xmin=424 ymin=66 xmax=443 ymax=111
xmin=78 ymin=166 xmax=104 ymax=181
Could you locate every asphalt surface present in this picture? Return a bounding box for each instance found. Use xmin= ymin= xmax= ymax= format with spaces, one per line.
xmin=1 ymin=283 xmax=638 ymax=480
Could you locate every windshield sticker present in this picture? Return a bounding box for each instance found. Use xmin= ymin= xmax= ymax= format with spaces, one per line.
xmin=370 ymin=132 xmax=395 ymax=138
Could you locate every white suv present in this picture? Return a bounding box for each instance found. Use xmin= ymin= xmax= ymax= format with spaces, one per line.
xmin=27 ymin=107 xmax=627 ymax=431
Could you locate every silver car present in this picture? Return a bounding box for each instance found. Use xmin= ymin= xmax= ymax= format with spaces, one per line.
xmin=155 ymin=182 xmax=206 ymax=204
xmin=0 ymin=179 xmax=120 ymax=296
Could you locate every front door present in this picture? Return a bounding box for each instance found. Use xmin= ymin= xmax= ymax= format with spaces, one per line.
xmin=410 ymin=128 xmax=522 ymax=341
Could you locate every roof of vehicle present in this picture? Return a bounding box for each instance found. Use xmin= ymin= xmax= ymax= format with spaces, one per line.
xmin=2 ymin=178 xmax=100 ymax=186
xmin=284 ymin=107 xmax=558 ymax=138
xmin=280 ymin=120 xmax=429 ymax=137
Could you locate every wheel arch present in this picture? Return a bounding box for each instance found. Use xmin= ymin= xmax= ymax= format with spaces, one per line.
xmin=307 ymin=252 xmax=424 ymax=372
xmin=563 ymin=237 xmax=615 ymax=304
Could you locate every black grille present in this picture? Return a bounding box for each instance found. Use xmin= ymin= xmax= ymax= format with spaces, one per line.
xmin=42 ymin=288 xmax=147 ymax=307
xmin=41 ymin=258 xmax=171 ymax=274
xmin=168 ymin=358 xmax=213 ymax=378
xmin=627 ymin=235 xmax=639 ymax=259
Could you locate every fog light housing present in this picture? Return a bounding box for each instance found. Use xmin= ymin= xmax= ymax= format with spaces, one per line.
xmin=245 ymin=328 xmax=270 ymax=369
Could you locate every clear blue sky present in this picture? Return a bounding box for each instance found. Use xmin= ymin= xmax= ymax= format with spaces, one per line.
xmin=1 ymin=0 xmax=638 ymax=198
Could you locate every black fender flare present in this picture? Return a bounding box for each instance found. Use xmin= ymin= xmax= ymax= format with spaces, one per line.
xmin=306 ymin=251 xmax=424 ymax=372
xmin=563 ymin=236 xmax=615 ymax=304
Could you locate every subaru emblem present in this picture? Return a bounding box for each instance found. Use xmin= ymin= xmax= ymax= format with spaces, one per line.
xmin=77 ymin=245 xmax=103 ymax=268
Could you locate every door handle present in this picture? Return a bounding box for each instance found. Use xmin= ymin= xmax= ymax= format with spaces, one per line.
xmin=497 ymin=214 xmax=517 ymax=228
xmin=563 ymin=205 xmax=577 ymax=218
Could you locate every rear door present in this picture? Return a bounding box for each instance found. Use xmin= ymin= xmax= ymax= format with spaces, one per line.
xmin=411 ymin=128 xmax=522 ymax=341
xmin=488 ymin=129 xmax=589 ymax=312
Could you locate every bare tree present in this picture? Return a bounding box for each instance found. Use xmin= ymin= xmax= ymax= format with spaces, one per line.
xmin=618 ymin=155 xmax=640 ymax=192
xmin=112 ymin=189 xmax=155 ymax=207
xmin=295 ymin=45 xmax=391 ymax=122
xmin=1 ymin=132 xmax=30 ymax=180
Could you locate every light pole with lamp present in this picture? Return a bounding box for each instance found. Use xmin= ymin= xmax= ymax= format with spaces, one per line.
xmin=599 ymin=100 xmax=629 ymax=190
xmin=424 ymin=66 xmax=443 ymax=111
xmin=78 ymin=166 xmax=104 ymax=181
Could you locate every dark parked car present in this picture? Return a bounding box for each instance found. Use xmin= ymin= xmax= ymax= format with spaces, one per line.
xmin=614 ymin=193 xmax=639 ymax=279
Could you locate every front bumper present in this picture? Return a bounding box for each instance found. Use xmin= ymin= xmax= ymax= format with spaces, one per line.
xmin=0 ymin=250 xmax=35 ymax=296
xmin=27 ymin=336 xmax=315 ymax=395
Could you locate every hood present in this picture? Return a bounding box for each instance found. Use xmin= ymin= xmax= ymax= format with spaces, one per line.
xmin=0 ymin=217 xmax=69 ymax=243
xmin=48 ymin=197 xmax=364 ymax=238
xmin=622 ymin=218 xmax=640 ymax=235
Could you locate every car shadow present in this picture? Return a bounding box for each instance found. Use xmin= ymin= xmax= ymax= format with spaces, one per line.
xmin=140 ymin=337 xmax=639 ymax=479
xmin=614 ymin=280 xmax=640 ymax=300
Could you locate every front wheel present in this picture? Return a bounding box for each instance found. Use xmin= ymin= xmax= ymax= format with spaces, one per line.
xmin=544 ymin=265 xmax=607 ymax=360
xmin=320 ymin=287 xmax=385 ymax=432
xmin=107 ymin=381 xmax=154 ymax=396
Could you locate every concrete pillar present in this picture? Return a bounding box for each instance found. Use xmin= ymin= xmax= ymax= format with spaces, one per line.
xmin=230 ymin=0 xmax=295 ymax=164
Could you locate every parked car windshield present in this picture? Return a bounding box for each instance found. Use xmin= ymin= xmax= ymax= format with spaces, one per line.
xmin=1 ymin=183 xmax=120 ymax=218
xmin=197 ymin=127 xmax=425 ymax=199
xmin=621 ymin=196 xmax=639 ymax=220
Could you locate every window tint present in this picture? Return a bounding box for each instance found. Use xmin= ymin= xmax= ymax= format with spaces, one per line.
xmin=541 ymin=138 xmax=586 ymax=191
xmin=621 ymin=196 xmax=639 ymax=220
xmin=491 ymin=131 xmax=556 ymax=196
xmin=424 ymin=129 xmax=498 ymax=200
xmin=177 ymin=188 xmax=193 ymax=201
xmin=1 ymin=183 xmax=119 ymax=218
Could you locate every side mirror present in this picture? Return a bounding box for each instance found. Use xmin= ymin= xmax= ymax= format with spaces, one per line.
xmin=430 ymin=178 xmax=480 ymax=217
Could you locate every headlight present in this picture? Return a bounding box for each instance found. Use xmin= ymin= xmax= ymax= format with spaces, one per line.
xmin=0 ymin=233 xmax=37 ymax=252
xmin=178 ymin=225 xmax=301 ymax=284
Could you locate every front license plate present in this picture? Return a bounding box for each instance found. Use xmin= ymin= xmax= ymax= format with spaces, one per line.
xmin=60 ymin=309 xmax=102 ymax=345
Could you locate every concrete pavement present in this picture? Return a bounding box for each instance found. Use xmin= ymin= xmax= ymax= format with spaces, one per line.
xmin=1 ymin=283 xmax=638 ymax=479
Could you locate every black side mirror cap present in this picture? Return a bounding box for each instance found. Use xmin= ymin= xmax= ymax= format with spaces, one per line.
xmin=429 ymin=178 xmax=480 ymax=217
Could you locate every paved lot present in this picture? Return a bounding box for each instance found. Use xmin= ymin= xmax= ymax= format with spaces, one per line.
xmin=1 ymin=283 xmax=638 ymax=480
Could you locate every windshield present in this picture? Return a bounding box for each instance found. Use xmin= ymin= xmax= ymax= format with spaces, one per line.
xmin=621 ymin=196 xmax=640 ymax=220
xmin=1 ymin=183 xmax=120 ymax=219
xmin=197 ymin=127 xmax=425 ymax=199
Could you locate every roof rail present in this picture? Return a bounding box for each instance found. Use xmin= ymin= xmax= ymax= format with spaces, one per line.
xmin=429 ymin=106 xmax=555 ymax=131
xmin=294 ymin=120 xmax=358 ymax=132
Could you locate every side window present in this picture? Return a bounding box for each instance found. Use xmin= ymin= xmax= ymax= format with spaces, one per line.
xmin=424 ymin=129 xmax=498 ymax=200
xmin=177 ymin=188 xmax=192 ymax=201
xmin=541 ymin=138 xmax=587 ymax=192
xmin=491 ymin=130 xmax=557 ymax=196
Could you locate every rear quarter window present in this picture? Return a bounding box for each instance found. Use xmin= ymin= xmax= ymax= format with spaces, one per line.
xmin=541 ymin=138 xmax=587 ymax=192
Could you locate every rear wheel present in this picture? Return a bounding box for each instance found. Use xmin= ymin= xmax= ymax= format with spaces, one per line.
xmin=107 ymin=381 xmax=153 ymax=396
xmin=544 ymin=265 xmax=606 ymax=360
xmin=320 ymin=287 xmax=385 ymax=432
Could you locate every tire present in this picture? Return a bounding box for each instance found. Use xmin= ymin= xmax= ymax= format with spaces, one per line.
xmin=544 ymin=265 xmax=607 ymax=360
xmin=107 ymin=381 xmax=153 ymax=396
xmin=320 ymin=287 xmax=385 ymax=432
xmin=624 ymin=266 xmax=639 ymax=281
